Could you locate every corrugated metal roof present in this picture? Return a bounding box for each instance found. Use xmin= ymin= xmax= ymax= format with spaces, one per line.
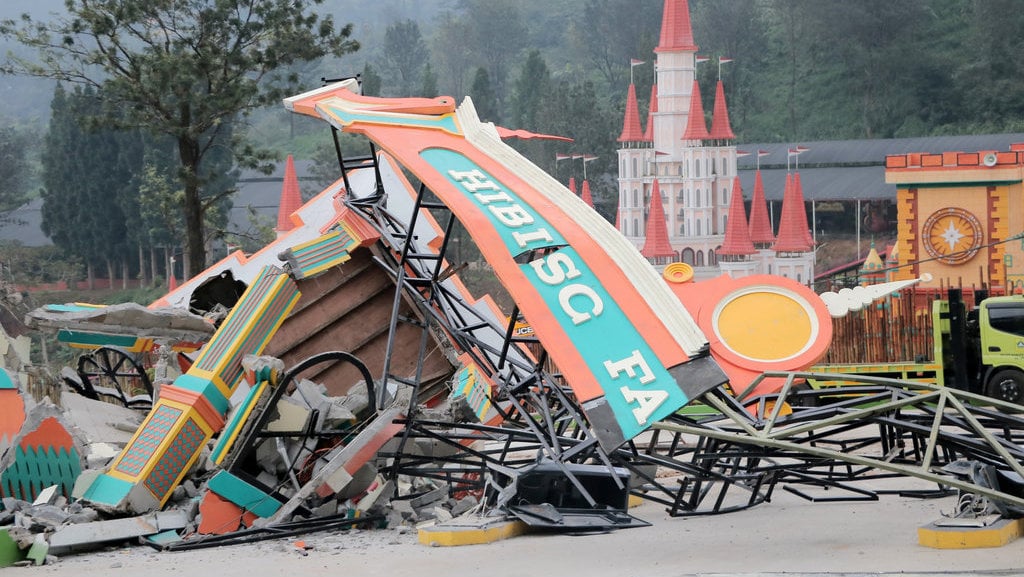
xmin=737 ymin=133 xmax=1024 ymax=201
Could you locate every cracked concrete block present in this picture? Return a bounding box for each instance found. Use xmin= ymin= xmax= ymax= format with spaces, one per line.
xmin=48 ymin=515 xmax=159 ymax=556
xmin=356 ymin=478 xmax=394 ymax=513
xmin=32 ymin=485 xmax=59 ymax=506
xmin=409 ymin=486 xmax=448 ymax=509
xmin=450 ymin=495 xmax=478 ymax=517
xmin=432 ymin=506 xmax=453 ymax=523
xmin=324 ymin=400 xmax=356 ymax=429
xmin=25 ymin=503 xmax=70 ymax=530
xmin=310 ymin=500 xmax=338 ymax=518
xmin=155 ymin=509 xmax=190 ymax=531
xmin=71 ymin=469 xmax=102 ymax=501
xmin=265 ymin=397 xmax=311 ymax=433
xmin=294 ymin=378 xmax=328 ymax=408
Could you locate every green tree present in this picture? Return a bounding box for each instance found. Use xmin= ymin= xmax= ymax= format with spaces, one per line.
xmin=361 ymin=63 xmax=383 ymax=97
xmin=469 ymin=67 xmax=499 ymax=123
xmin=383 ymin=19 xmax=430 ymax=96
xmin=430 ymin=11 xmax=474 ymax=98
xmin=421 ymin=63 xmax=438 ymax=98
xmin=511 ymin=50 xmax=551 ymax=129
xmin=571 ymin=0 xmax=661 ymax=92
xmin=0 ymin=124 xmax=32 ymax=219
xmin=2 ymin=0 xmax=359 ymax=278
xmin=460 ymin=0 xmax=528 ymax=113
xmin=40 ymin=85 xmax=132 ymax=285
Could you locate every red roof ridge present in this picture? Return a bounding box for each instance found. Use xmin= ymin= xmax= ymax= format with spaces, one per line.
xmin=580 ymin=180 xmax=595 ymax=208
xmin=655 ymin=0 xmax=698 ymax=53
xmin=682 ymin=80 xmax=709 ymax=141
xmin=794 ymin=172 xmax=814 ymax=247
xmin=747 ymin=170 xmax=774 ymax=245
xmin=618 ymin=83 xmax=645 ymax=142
xmin=641 ymin=179 xmax=675 ymax=259
xmin=708 ymin=80 xmax=735 ymax=140
xmin=276 ymin=154 xmax=303 ymax=233
xmin=718 ymin=176 xmax=755 ymax=256
xmin=643 ymin=83 xmax=658 ymax=142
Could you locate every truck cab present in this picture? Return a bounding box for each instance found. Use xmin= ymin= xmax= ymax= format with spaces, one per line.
xmin=936 ymin=293 xmax=1024 ymax=403
xmin=977 ymin=296 xmax=1024 ymax=403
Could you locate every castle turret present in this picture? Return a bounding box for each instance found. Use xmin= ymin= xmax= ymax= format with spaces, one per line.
xmin=580 ymin=180 xmax=595 ymax=209
xmin=618 ymin=83 xmax=645 ymax=143
xmin=708 ymin=80 xmax=735 ymax=142
xmin=641 ymin=179 xmax=676 ymax=265
xmin=276 ymin=154 xmax=303 ymax=238
xmin=717 ymin=176 xmax=757 ymax=278
xmin=773 ymin=172 xmax=815 ymax=284
xmin=747 ymin=170 xmax=775 ymax=275
xmin=681 ymin=80 xmax=710 ymax=142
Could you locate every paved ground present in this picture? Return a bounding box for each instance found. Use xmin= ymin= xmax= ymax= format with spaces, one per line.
xmin=36 ymin=478 xmax=1024 ymax=577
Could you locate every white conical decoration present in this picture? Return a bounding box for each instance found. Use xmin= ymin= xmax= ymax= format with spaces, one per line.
xmin=819 ymin=274 xmax=933 ymax=318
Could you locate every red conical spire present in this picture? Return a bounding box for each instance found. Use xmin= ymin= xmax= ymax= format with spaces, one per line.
xmin=568 ymin=176 xmax=577 ymax=194
xmin=748 ymin=170 xmax=775 ymax=246
xmin=682 ymin=81 xmax=709 ymax=141
xmin=618 ymin=83 xmax=645 ymax=142
xmin=774 ymin=173 xmax=813 ymax=252
xmin=718 ymin=177 xmax=755 ymax=256
xmin=643 ymin=83 xmax=658 ymax=142
xmin=580 ymin=180 xmax=595 ymax=208
xmin=794 ymin=172 xmax=814 ymax=247
xmin=708 ymin=80 xmax=735 ymax=140
xmin=276 ymin=154 xmax=303 ymax=234
xmin=656 ymin=0 xmax=698 ymax=53
xmin=641 ymin=179 xmax=675 ymax=259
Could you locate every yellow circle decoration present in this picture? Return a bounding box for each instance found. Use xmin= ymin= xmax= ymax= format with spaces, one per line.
xmin=711 ymin=286 xmax=819 ymax=363
xmin=663 ymin=262 xmax=694 ymax=284
xmin=922 ymin=207 xmax=984 ymax=265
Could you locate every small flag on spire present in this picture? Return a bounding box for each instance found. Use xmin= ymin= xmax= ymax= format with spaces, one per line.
xmin=582 ymin=154 xmax=599 ymax=162
xmin=696 ymin=55 xmax=710 ymax=63
xmin=757 ymin=149 xmax=771 ymax=157
xmin=736 ymin=150 xmax=751 ymax=157
xmin=630 ymin=58 xmax=645 ymax=67
xmin=719 ymin=57 xmax=734 ymax=64
xmin=555 ymin=153 xmax=572 ymax=161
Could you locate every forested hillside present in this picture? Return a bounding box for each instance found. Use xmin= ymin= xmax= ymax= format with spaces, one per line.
xmin=3 ymin=0 xmax=1024 ymax=281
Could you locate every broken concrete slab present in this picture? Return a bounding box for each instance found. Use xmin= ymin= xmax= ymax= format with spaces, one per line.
xmin=59 ymin=393 xmax=142 ymax=446
xmin=24 ymin=301 xmax=215 ymax=344
xmin=47 ymin=514 xmax=160 ymax=556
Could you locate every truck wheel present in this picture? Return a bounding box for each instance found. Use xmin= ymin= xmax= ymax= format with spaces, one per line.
xmin=986 ymin=370 xmax=1024 ymax=405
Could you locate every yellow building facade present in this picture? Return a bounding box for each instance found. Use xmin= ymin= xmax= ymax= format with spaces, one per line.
xmin=885 ymin=145 xmax=1024 ymax=291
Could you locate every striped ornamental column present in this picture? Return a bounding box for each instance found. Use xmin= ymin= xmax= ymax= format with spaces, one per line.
xmin=81 ymin=266 xmax=300 ymax=513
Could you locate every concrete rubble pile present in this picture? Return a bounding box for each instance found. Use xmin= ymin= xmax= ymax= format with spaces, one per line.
xmin=0 ymin=366 xmax=491 ymax=566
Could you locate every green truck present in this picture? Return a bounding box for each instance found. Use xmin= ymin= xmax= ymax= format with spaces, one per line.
xmin=811 ymin=288 xmax=1024 ymax=403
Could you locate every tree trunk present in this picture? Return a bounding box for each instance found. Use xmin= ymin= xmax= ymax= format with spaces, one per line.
xmin=150 ymin=246 xmax=158 ymax=287
xmin=121 ymin=260 xmax=128 ymax=290
xmin=138 ymin=242 xmax=147 ymax=286
xmin=179 ymin=132 xmax=206 ymax=279
xmin=105 ymin=258 xmax=114 ymax=290
xmin=87 ymin=262 xmax=95 ymax=291
xmin=164 ymin=247 xmax=172 ymax=286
